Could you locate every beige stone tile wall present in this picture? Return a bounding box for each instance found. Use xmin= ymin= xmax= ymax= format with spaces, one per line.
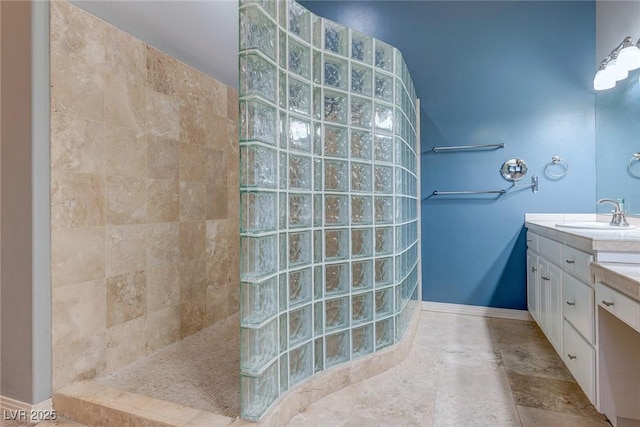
xmin=50 ymin=0 xmax=239 ymax=390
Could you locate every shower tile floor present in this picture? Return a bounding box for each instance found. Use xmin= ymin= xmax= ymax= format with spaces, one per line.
xmin=38 ymin=310 xmax=610 ymax=427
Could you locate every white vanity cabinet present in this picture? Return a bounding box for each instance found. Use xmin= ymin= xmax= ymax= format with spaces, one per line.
xmin=526 ymin=230 xmax=595 ymax=403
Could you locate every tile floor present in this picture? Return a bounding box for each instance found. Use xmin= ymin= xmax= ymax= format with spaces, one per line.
xmin=287 ymin=311 xmax=610 ymax=427
xmin=5 ymin=310 xmax=611 ymax=427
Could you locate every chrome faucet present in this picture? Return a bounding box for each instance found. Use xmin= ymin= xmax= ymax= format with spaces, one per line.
xmin=597 ymin=198 xmax=630 ymax=227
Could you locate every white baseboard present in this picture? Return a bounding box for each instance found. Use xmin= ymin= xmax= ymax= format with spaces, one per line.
xmin=0 ymin=396 xmax=53 ymax=422
xmin=422 ymin=301 xmax=532 ymax=321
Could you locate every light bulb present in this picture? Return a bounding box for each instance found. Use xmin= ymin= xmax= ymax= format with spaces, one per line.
xmin=617 ymin=45 xmax=640 ymax=71
xmin=606 ymin=58 xmax=629 ymax=81
xmin=594 ymin=68 xmax=615 ymax=90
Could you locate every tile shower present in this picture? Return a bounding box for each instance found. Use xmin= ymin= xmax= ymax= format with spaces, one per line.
xmin=48 ymin=0 xmax=419 ymax=423
xmin=49 ymin=0 xmax=239 ymax=391
xmin=239 ymin=0 xmax=420 ymax=420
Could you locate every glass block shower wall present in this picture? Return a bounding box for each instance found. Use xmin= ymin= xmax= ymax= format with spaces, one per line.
xmin=239 ymin=0 xmax=420 ymax=420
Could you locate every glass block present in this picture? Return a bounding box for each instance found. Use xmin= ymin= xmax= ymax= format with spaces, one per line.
xmin=241 ymin=319 xmax=278 ymax=374
xmin=351 ymin=292 xmax=373 ymax=325
xmin=374 ymin=40 xmax=394 ymax=72
xmin=279 ymin=353 xmax=288 ymax=393
xmin=239 ymin=0 xmax=276 ymax=17
xmin=278 ymin=0 xmax=286 ymax=26
xmin=351 ymin=162 xmax=372 ymax=192
xmin=288 ymin=193 xmax=311 ymax=229
xmin=325 ymin=229 xmax=348 ymax=260
xmin=374 ymin=165 xmax=393 ymax=194
xmin=375 ymin=257 xmax=393 ymax=287
xmin=288 ymin=78 xmax=311 ymax=116
xmin=352 ymin=323 xmax=374 ymax=358
xmin=374 ymin=134 xmax=393 ymax=162
xmin=314 ymin=337 xmax=324 ymax=372
xmin=241 ymin=234 xmax=277 ymax=280
xmin=352 ymin=260 xmax=373 ymax=290
xmin=350 ymin=96 xmax=372 ymax=128
xmin=289 ymin=231 xmax=311 ymax=267
xmin=289 ymin=304 xmax=312 ymax=346
xmin=351 ymin=195 xmax=372 ymax=225
xmin=242 ymin=192 xmax=277 ymax=235
xmin=279 ymin=111 xmax=287 ymax=149
xmin=289 ymin=268 xmax=312 ymax=307
xmin=325 ymin=330 xmax=349 ymax=367
xmin=324 ymin=54 xmax=348 ymax=90
xmin=278 ymin=70 xmax=287 ymax=109
xmin=324 ymin=125 xmax=348 ymax=158
xmin=325 ymin=297 xmax=349 ymax=332
xmin=374 ymin=72 xmax=393 ymax=103
xmin=241 ymin=278 xmax=278 ymax=327
xmin=313 ymin=159 xmax=322 ymax=191
xmin=279 ymin=29 xmax=287 ymax=69
xmin=324 ymin=160 xmax=348 ymax=192
xmin=325 ymin=194 xmax=348 ymax=225
xmin=240 ymin=361 xmax=278 ymax=421
xmin=288 ymin=155 xmax=312 ymax=189
xmin=323 ymin=90 xmax=347 ymax=124
xmin=375 ymin=318 xmax=394 ymax=350
xmin=351 ymin=64 xmax=373 ymax=96
xmin=240 ymin=6 xmax=277 ymax=60
xmin=279 ymin=232 xmax=287 ymax=269
xmin=279 ymin=273 xmax=287 ymax=311
xmin=288 ymin=0 xmax=311 ymax=42
xmin=312 ymin=86 xmax=322 ymax=120
xmin=312 ymin=121 xmax=322 ymax=155
xmin=314 ymin=230 xmax=323 ymax=264
xmin=280 ymin=313 xmax=287 ymax=351
xmin=240 ymin=99 xmax=277 ymax=145
xmin=351 ymin=228 xmax=373 ymax=258
xmin=351 ymin=30 xmax=373 ymax=64
xmin=325 ymin=262 xmax=349 ymax=296
xmin=289 ymin=341 xmax=313 ymax=386
xmin=314 ymin=266 xmax=323 ymax=299
xmin=375 ymin=288 xmax=393 ymax=317
xmin=374 ymin=104 xmax=394 ymax=132
xmin=350 ymin=130 xmax=372 ymax=160
xmin=312 ymin=15 xmax=322 ymax=49
xmin=288 ymin=38 xmax=311 ymax=79
xmin=324 ymin=21 xmax=348 ymax=56
xmin=374 ymin=196 xmax=393 ymax=224
xmin=375 ymin=226 xmax=393 ymax=255
xmin=313 ymin=50 xmax=322 ymax=85
xmin=315 ymin=303 xmax=326 ymax=338
xmin=241 ymin=53 xmax=277 ymax=103
xmin=289 ymin=117 xmax=311 ymax=153
xmin=279 ymin=193 xmax=286 ymax=229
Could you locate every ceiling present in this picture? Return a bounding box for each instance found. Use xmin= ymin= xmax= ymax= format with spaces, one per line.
xmin=72 ymin=0 xmax=239 ymax=88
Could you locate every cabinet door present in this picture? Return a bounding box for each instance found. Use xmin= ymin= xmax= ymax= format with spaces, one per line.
xmin=526 ymin=250 xmax=539 ymax=322
xmin=538 ymin=259 xmax=549 ymax=335
xmin=547 ymin=261 xmax=563 ymax=355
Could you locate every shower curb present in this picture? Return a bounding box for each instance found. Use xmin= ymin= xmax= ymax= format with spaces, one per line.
xmin=53 ymin=381 xmax=234 ymax=427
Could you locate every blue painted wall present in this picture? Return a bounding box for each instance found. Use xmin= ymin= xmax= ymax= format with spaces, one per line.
xmin=301 ymin=1 xmax=596 ymax=309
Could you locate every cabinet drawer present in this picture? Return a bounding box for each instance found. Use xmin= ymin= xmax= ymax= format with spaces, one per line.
xmin=563 ymin=320 xmax=595 ymax=404
xmin=596 ymin=282 xmax=640 ymax=332
xmin=538 ymin=235 xmax=562 ymax=264
xmin=562 ymin=273 xmax=595 ymax=344
xmin=526 ymin=231 xmax=538 ymax=252
xmin=562 ymin=245 xmax=593 ymax=284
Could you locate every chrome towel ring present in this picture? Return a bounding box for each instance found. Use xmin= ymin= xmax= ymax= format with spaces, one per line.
xmin=628 ymin=153 xmax=640 ymax=178
xmin=545 ymin=156 xmax=569 ymax=178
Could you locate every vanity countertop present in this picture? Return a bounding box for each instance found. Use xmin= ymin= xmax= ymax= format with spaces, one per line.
xmin=591 ymin=262 xmax=640 ymax=303
xmin=525 ymin=214 xmax=640 ymax=254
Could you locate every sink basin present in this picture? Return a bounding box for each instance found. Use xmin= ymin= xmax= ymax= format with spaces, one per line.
xmin=555 ymin=221 xmax=637 ymax=230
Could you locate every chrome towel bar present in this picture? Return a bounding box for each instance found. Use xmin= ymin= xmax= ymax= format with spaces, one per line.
xmin=432 ymin=189 xmax=507 ymax=196
xmin=431 ymin=143 xmax=505 ymax=152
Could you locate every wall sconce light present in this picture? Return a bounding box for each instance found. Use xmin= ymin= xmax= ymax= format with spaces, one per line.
xmin=594 ymin=36 xmax=640 ymax=91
